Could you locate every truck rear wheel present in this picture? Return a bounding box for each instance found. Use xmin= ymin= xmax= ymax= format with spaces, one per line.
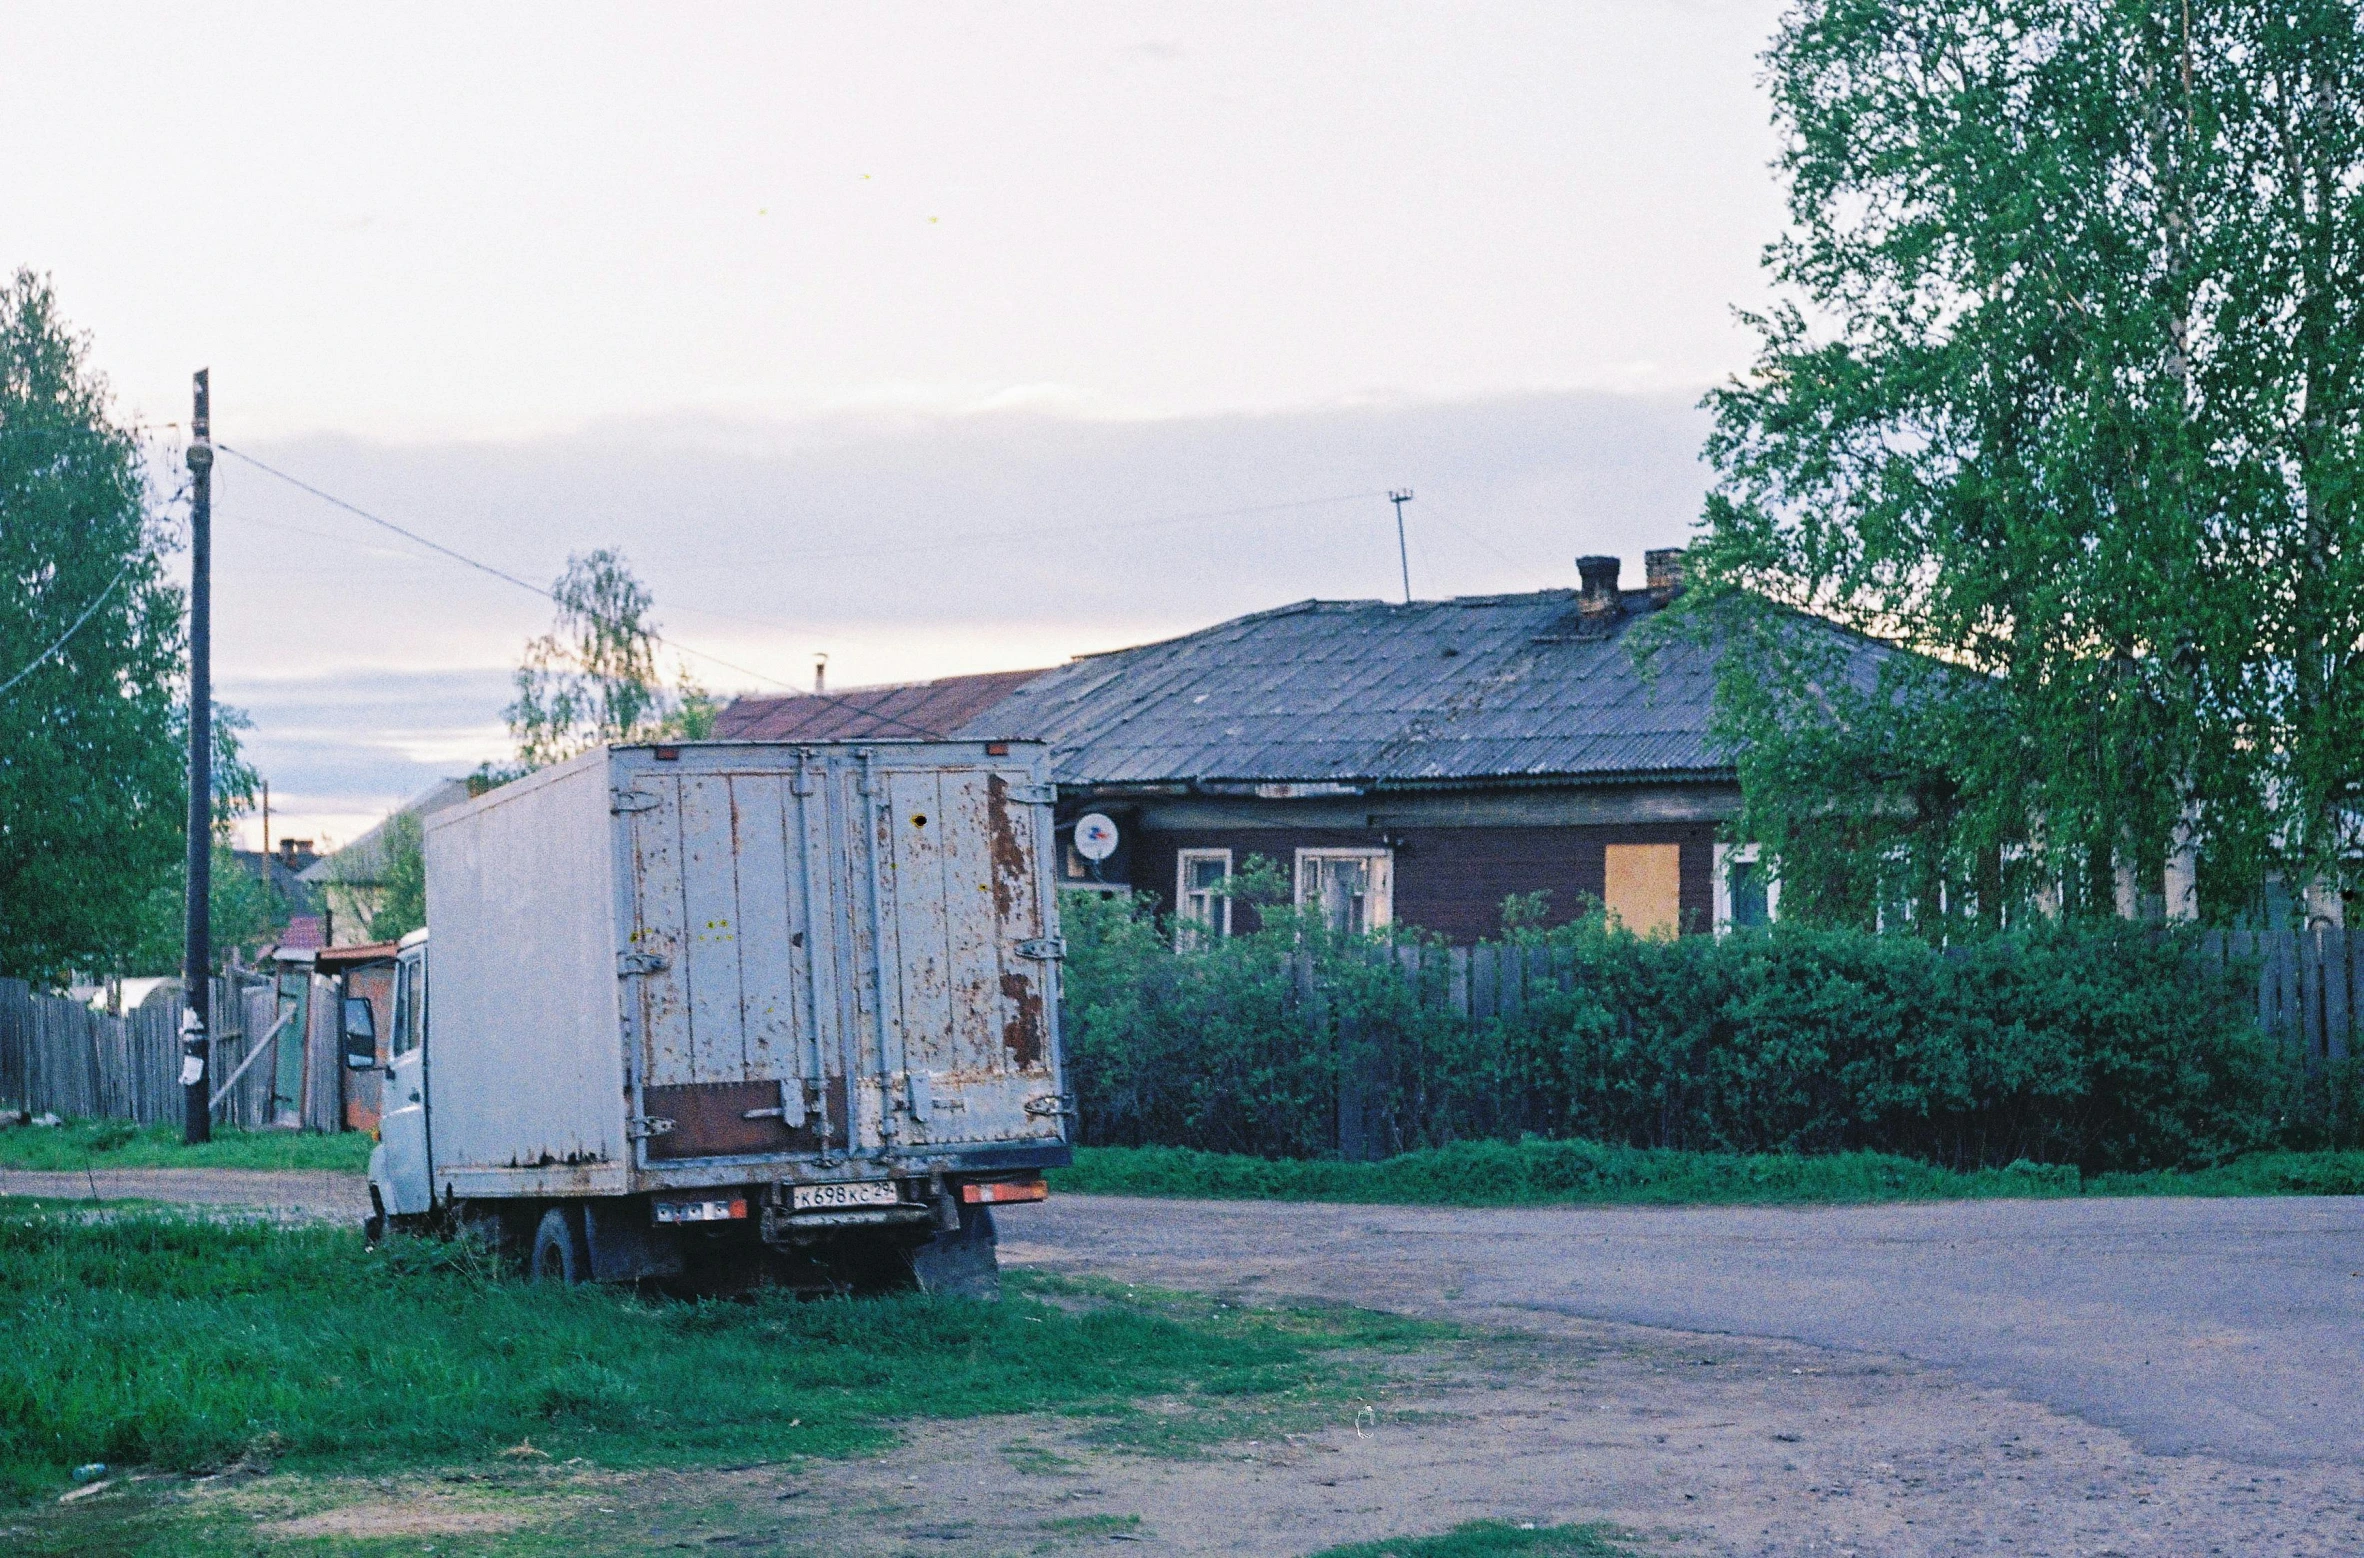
xmin=906 ymin=1202 xmax=1000 ymax=1300
xmin=530 ymin=1206 xmax=589 ymax=1285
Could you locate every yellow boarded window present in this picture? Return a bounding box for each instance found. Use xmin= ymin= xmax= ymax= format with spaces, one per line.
xmin=1603 ymin=844 xmax=1681 ymax=937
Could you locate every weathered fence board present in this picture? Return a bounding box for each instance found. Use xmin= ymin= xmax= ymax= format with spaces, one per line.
xmin=303 ymin=975 xmax=342 ymax=1133
xmin=0 ymin=972 xmax=344 ymax=1129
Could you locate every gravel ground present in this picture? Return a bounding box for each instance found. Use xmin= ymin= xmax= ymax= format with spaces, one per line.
xmin=0 ymin=1166 xmax=370 ymax=1219
xmin=999 ymin=1193 xmax=2364 ymax=1467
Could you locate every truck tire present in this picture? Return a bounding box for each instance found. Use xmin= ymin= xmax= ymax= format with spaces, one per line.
xmin=907 ymin=1201 xmax=1000 ymax=1300
xmin=530 ymin=1206 xmax=589 ymax=1286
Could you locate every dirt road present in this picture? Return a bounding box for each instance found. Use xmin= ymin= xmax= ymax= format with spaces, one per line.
xmin=0 ymin=1166 xmax=369 ymax=1219
xmin=1001 ymin=1192 xmax=2364 ymax=1468
xmin=16 ymin=1170 xmax=2364 ymax=1554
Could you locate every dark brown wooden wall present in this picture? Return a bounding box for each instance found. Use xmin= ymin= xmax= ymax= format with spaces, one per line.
xmin=1129 ymin=823 xmax=1717 ymax=943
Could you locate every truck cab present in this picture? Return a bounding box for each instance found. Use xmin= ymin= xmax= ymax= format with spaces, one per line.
xmin=367 ymin=929 xmax=432 ymax=1221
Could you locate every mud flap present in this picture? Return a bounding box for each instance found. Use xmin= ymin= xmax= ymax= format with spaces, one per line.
xmin=585 ymin=1199 xmax=685 ymax=1282
xmin=907 ymin=1201 xmax=999 ymax=1300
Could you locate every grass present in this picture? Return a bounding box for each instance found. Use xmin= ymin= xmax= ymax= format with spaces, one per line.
xmin=0 ymin=1205 xmax=1435 ymax=1507
xmin=1302 ymin=1519 xmax=1637 ymax=1558
xmin=1050 ymin=1139 xmax=2364 ymax=1208
xmin=1042 ymin=1511 xmax=1146 ymax=1535
xmin=0 ymin=1119 xmax=373 ymax=1174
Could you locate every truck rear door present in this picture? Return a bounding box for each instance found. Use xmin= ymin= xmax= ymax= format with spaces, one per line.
xmin=616 ymin=743 xmax=1063 ymax=1166
xmin=852 ymin=753 xmax=1065 ymax=1150
xmin=619 ymin=748 xmax=847 ymax=1163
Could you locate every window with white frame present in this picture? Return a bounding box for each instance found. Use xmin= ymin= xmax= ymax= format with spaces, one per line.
xmin=1295 ymin=848 xmax=1393 ymax=936
xmin=1713 ymin=842 xmax=1778 ymax=932
xmin=1176 ymin=849 xmax=1233 ymax=941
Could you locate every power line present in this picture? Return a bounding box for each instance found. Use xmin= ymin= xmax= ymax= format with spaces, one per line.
xmin=667 ymin=489 xmax=1391 ymax=572
xmin=0 ymin=559 xmax=135 ymax=702
xmin=213 ymin=443 xmax=948 ymax=739
xmin=1402 ymin=494 xmax=1524 ymax=568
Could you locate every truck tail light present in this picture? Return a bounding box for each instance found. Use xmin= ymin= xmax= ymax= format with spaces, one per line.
xmin=960 ymin=1178 xmax=1048 ymax=1205
xmin=654 ymin=1197 xmax=748 ymax=1224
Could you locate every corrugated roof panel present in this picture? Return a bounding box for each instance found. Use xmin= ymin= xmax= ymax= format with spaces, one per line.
xmin=964 ymin=587 xmax=1891 ymax=787
xmin=702 ymin=587 xmax=1893 ymax=790
xmin=715 ymin=667 xmax=1052 ymax=742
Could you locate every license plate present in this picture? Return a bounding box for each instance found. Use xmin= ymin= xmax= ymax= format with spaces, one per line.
xmin=792 ymin=1180 xmax=899 ymax=1211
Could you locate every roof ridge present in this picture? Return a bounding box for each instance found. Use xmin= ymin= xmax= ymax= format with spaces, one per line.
xmin=733 ymin=665 xmax=1048 ymax=704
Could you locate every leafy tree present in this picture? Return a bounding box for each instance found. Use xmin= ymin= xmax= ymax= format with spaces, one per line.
xmin=364 ymin=810 xmax=426 ymax=943
xmin=0 ymin=271 xmax=257 ymax=982
xmin=1690 ymin=0 xmax=2364 ymax=928
xmin=126 ymin=839 xmax=285 ymax=976
xmin=493 ymin=547 xmax=714 ymax=777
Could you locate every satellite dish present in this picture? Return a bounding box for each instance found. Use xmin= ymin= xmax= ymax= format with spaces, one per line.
xmin=1073 ymin=813 xmax=1120 ymax=862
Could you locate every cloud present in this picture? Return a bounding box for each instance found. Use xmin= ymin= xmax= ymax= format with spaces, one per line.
xmin=207 ymin=390 xmax=1715 ymax=831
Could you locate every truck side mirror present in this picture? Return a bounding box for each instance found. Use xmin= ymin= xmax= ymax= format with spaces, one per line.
xmin=342 ymin=997 xmax=378 ymax=1069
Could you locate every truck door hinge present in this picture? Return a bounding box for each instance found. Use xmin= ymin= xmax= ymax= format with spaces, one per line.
xmin=1016 ymin=936 xmax=1067 ymax=961
xmin=616 ymin=949 xmax=671 ymax=977
xmin=610 ymin=788 xmax=663 ymax=814
xmin=626 ymin=1116 xmax=676 ymax=1140
xmin=1025 ymin=1093 xmax=1077 ymax=1119
xmin=1008 ymin=783 xmax=1057 ymax=806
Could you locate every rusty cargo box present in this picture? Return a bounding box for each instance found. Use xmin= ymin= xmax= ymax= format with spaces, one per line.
xmin=418 ymin=740 xmax=1070 ymax=1200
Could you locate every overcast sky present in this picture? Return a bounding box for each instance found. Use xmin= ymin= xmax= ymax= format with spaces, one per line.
xmin=7 ymin=1 xmax=1790 ymax=847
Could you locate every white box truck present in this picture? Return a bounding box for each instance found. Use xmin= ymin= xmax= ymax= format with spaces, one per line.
xmin=363 ymin=739 xmax=1071 ymax=1296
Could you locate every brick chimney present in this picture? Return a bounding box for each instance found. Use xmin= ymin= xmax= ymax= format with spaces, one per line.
xmin=1576 ymin=555 xmax=1622 ymax=619
xmin=1645 ymin=548 xmax=1686 ymax=607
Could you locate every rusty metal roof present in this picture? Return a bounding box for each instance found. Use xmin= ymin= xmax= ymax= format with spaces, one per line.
xmin=961 ymin=589 xmax=1890 ymax=789
xmin=314 ymin=940 xmax=402 ymax=972
xmin=714 ymin=667 xmax=1053 ymax=742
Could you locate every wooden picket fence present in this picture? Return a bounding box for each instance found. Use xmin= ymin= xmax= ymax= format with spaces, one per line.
xmin=3 ymin=927 xmax=2353 ymax=1139
xmin=1345 ymin=926 xmax=2356 ymax=1064
xmin=0 ymin=973 xmax=346 ymax=1131
xmin=2199 ymin=928 xmax=2357 ymax=1068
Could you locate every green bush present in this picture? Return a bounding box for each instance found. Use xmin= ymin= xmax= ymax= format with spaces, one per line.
xmin=1059 ymin=891 xmax=2304 ymax=1173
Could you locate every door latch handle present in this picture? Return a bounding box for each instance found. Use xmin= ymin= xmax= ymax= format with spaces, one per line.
xmin=741 ymin=1079 xmax=808 ymax=1128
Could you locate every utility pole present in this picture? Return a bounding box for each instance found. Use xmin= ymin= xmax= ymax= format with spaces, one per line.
xmin=1389 ymin=489 xmax=1414 ymax=604
xmin=182 ymin=370 xmax=213 ymax=1144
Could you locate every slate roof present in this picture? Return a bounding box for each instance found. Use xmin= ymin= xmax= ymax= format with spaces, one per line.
xmin=713 ymin=667 xmax=1052 ymax=743
xmin=961 ymin=588 xmax=1892 ymax=790
xmin=710 ymin=586 xmax=1898 ymax=792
